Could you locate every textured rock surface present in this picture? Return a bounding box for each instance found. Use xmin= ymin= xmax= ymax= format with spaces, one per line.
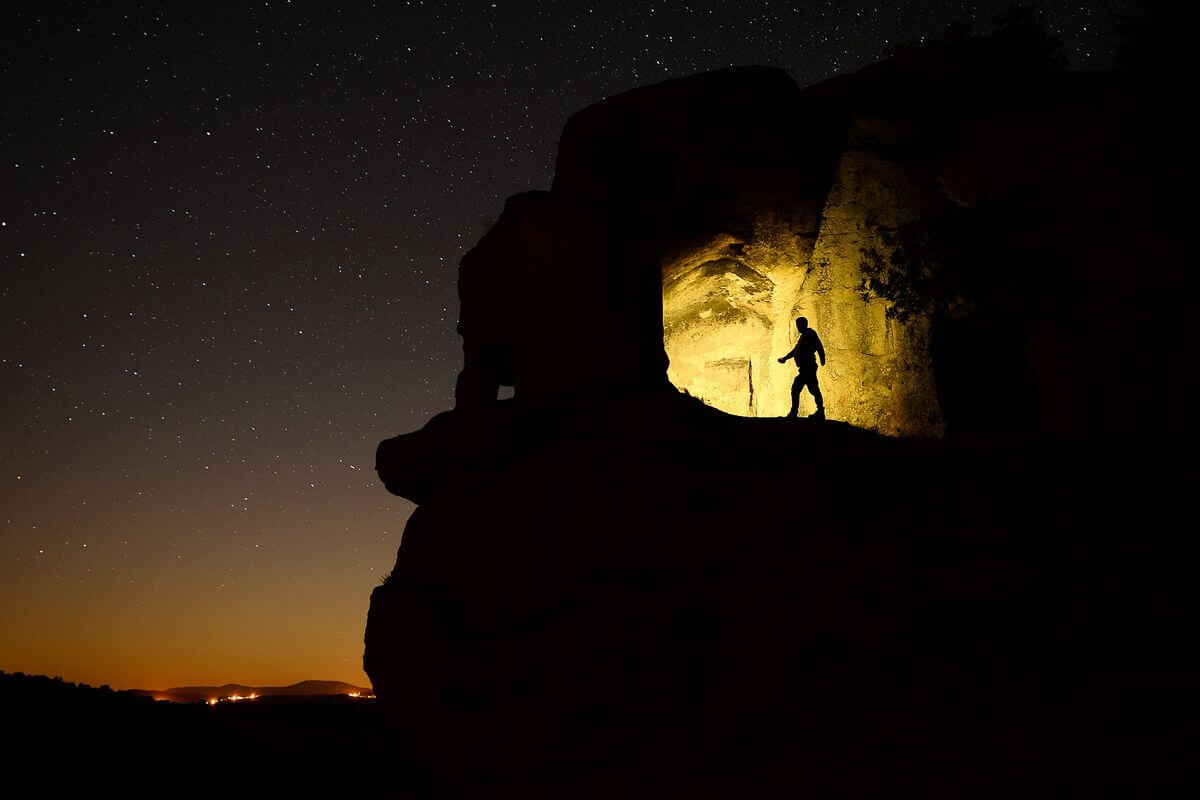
xmin=795 ymin=116 xmax=945 ymax=432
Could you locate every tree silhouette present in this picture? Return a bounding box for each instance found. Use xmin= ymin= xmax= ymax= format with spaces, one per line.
xmin=857 ymin=191 xmax=1066 ymax=326
xmin=857 ymin=5 xmax=1072 ymax=325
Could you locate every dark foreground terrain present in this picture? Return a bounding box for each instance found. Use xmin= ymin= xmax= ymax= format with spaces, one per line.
xmin=1 ymin=671 xmax=423 ymax=796
xmin=370 ymin=393 xmax=1189 ymax=797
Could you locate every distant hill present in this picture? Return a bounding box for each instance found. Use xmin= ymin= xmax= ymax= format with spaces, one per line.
xmin=2 ymin=670 xmax=405 ymax=793
xmin=141 ymin=679 xmax=371 ymax=703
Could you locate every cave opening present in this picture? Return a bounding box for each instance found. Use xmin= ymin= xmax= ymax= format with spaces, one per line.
xmin=660 ymin=219 xmax=943 ymax=436
xmin=661 ymin=223 xmax=816 ymax=419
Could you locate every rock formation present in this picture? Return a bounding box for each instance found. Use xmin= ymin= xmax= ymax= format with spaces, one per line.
xmin=455 ymin=65 xmax=943 ymax=435
xmin=368 ymin=53 xmax=1188 ymax=795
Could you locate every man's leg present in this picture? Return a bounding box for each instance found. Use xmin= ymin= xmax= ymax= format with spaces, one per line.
xmin=788 ymin=374 xmax=802 ymax=417
xmin=809 ymin=372 xmax=824 ymax=419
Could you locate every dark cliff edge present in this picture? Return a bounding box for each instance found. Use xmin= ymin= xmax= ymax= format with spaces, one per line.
xmin=367 ymin=59 xmax=1189 ymax=796
xmin=371 ymin=390 xmax=1183 ymax=795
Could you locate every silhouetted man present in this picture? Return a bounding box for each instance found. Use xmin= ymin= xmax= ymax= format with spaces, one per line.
xmin=778 ymin=316 xmax=826 ymax=419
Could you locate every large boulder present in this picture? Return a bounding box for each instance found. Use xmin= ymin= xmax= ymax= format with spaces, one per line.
xmin=368 ymin=56 xmax=1189 ymax=794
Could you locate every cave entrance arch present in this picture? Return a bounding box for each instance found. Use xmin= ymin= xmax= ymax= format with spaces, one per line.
xmin=661 ymin=224 xmax=815 ymax=418
xmin=659 ymin=213 xmax=943 ymax=435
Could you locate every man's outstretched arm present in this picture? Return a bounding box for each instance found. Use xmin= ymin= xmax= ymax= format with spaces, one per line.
xmin=777 ymin=345 xmax=796 ymax=364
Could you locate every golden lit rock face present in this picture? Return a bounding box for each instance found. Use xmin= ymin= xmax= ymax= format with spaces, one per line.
xmin=663 ymin=117 xmax=945 ymax=436
xmin=663 ymin=218 xmax=813 ymax=418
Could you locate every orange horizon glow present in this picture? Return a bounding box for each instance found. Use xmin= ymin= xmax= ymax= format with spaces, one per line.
xmin=0 ymin=607 xmax=377 ymax=691
xmin=0 ymin=583 xmax=380 ymax=691
xmin=1 ymin=472 xmax=410 ymax=692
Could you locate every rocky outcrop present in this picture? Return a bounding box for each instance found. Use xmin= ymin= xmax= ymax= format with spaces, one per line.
xmin=369 ymin=391 xmax=1182 ymax=794
xmin=367 ymin=56 xmax=1188 ymax=795
xmin=453 ymin=65 xmax=945 ymax=434
xmin=449 ymin=58 xmax=1192 ymax=437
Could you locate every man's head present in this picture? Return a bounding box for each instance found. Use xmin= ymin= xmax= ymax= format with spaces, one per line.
xmin=795 ymin=316 xmax=808 ymax=332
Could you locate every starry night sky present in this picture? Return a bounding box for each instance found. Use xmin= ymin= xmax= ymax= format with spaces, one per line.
xmin=1 ymin=1 xmax=1116 ymax=690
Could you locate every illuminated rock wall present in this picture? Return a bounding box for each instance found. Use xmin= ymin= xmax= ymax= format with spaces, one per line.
xmin=801 ymin=117 xmax=944 ymax=435
xmin=663 ymin=116 xmax=945 ymax=436
xmin=663 ymin=218 xmax=811 ymax=418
